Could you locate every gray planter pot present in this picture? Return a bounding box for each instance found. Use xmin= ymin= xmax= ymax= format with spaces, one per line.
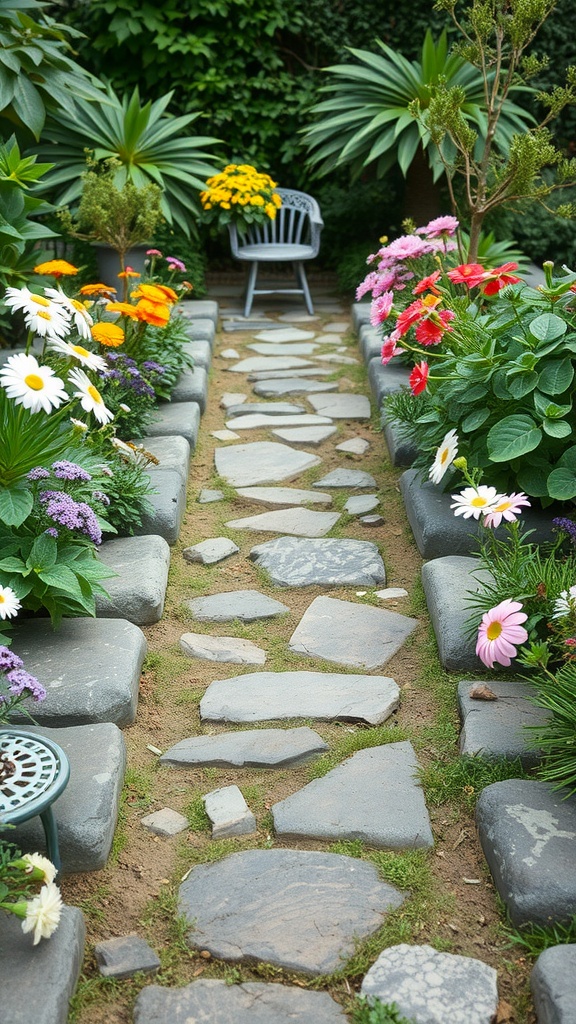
xmin=93 ymin=243 xmax=149 ymax=284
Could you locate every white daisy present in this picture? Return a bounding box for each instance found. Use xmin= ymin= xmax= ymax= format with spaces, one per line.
xmin=48 ymin=337 xmax=106 ymax=372
xmin=429 ymin=429 xmax=458 ymax=485
xmin=0 ymin=353 xmax=68 ymax=415
xmin=4 ymin=286 xmax=70 ymax=340
xmin=450 ymin=485 xmax=500 ymax=520
xmin=21 ymin=882 xmax=62 ymax=944
xmin=68 ymin=366 xmax=114 ymax=425
xmin=22 ymin=853 xmax=57 ymax=884
xmin=0 ymin=584 xmax=21 ymax=619
xmin=552 ymin=584 xmax=576 ymax=619
xmin=45 ymin=288 xmax=93 ymax=340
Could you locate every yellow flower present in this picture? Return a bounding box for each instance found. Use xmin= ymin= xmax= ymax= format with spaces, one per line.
xmin=265 ymin=203 xmax=277 ymax=219
xmin=250 ymin=195 xmax=265 ymax=206
xmin=34 ymin=259 xmax=79 ymax=277
xmin=91 ymin=322 xmax=125 ymax=347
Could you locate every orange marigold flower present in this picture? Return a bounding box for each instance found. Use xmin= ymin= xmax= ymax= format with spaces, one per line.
xmin=117 ymin=267 xmax=140 ymax=279
xmin=91 ymin=322 xmax=125 ymax=347
xmin=79 ymin=283 xmax=117 ymax=297
xmin=154 ymin=284 xmax=178 ymax=303
xmin=135 ymin=299 xmax=170 ymax=327
xmin=105 ymin=301 xmax=140 ymax=320
xmin=133 ymin=283 xmax=176 ymax=305
xmin=34 ymin=259 xmax=79 ymax=277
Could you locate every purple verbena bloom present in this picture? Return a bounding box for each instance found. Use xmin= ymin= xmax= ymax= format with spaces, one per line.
xmin=52 ymin=460 xmax=92 ymax=482
xmin=0 ymin=646 xmax=24 ymax=672
xmin=6 ymin=668 xmax=46 ymax=702
xmin=27 ymin=467 xmax=51 ymax=482
xmin=553 ymin=517 xmax=576 ymax=544
xmin=44 ymin=527 xmax=59 ymax=538
xmin=92 ymin=490 xmax=110 ymax=506
xmin=142 ymin=360 xmax=165 ymax=374
xmin=39 ymin=491 xmax=102 ymax=544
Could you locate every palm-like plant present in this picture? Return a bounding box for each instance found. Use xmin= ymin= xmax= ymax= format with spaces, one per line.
xmin=302 ymin=31 xmax=532 ymax=182
xmin=36 ymin=85 xmax=221 ymax=237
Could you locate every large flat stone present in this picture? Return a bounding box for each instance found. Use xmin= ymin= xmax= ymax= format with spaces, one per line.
xmin=95 ymin=535 xmax=170 ymax=625
xmin=272 ymin=426 xmax=337 ymax=445
xmin=236 ymin=486 xmax=332 ymax=506
xmin=0 ymin=906 xmax=84 ymax=1024
xmin=344 ymin=494 xmax=379 ymax=514
xmin=531 ymin=945 xmax=576 ymax=1024
xmin=10 ymin=618 xmax=145 ymax=727
xmin=135 ymin=468 xmax=187 ymax=544
xmin=146 ymin=401 xmax=200 ymax=449
xmin=307 ymin=393 xmax=371 ymax=419
xmin=476 ymin=780 xmax=576 ymax=927
xmin=134 ymin=979 xmax=348 ymax=1023
xmin=215 ymin=442 xmax=321 ymax=486
xmin=187 ymin=589 xmax=289 ymax=622
xmin=253 ymin=378 xmax=338 ymax=396
xmin=254 ymin=328 xmax=316 ymax=342
xmin=138 ymin=435 xmax=190 ymax=480
xmin=289 ymin=596 xmax=417 ymax=670
xmin=250 ymin=536 xmax=386 ymax=587
xmin=458 ymin=679 xmax=551 ymax=766
xmin=226 ymin=402 xmax=306 ymax=416
xmin=226 ymin=507 xmax=340 ymax=537
xmin=180 ymin=300 xmax=219 ymax=325
xmin=247 ymin=342 xmax=319 ymax=356
xmin=227 ymin=357 xmax=315 ymax=373
xmin=161 ymin=726 xmax=328 ymax=768
xmin=313 ymin=469 xmax=376 ymax=488
xmin=225 ymin=413 xmax=332 ymax=430
xmin=12 ymin=723 xmax=126 ymax=873
xmin=361 ymin=944 xmax=498 ymax=1024
xmin=180 ymin=632 xmax=266 ymax=665
xmin=247 ymin=367 xmax=334 ymax=380
xmin=200 ymin=670 xmax=400 ymax=726
xmin=421 ymin=556 xmax=487 ymax=672
xmin=273 ymin=742 xmax=433 ymax=849
xmin=316 ymin=353 xmax=358 ymax=365
xmin=169 ymin=366 xmax=208 ymax=411
xmin=178 ymin=849 xmax=405 ymax=975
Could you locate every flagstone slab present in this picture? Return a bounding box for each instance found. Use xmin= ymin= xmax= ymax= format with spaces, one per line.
xmin=289 ymin=595 xmax=417 ymax=669
xmin=200 ymin=670 xmax=400 ymax=725
xmin=250 ymin=536 xmax=386 ymax=587
xmin=336 ymin=437 xmax=370 ymax=454
xmin=225 ymin=413 xmax=332 ymax=430
xmin=183 ymin=537 xmax=240 ymax=565
xmin=421 ymin=556 xmax=488 ymax=672
xmin=180 ymin=633 xmax=266 ymax=665
xmin=141 ymin=807 xmax=188 ymax=837
xmin=254 ymin=328 xmax=316 ymax=342
xmin=323 ymin=321 xmax=348 ymax=332
xmin=222 ymin=318 xmax=277 ymax=331
xmin=316 ymin=353 xmax=359 ymax=365
xmin=146 ymin=401 xmax=201 ymax=448
xmin=220 ymin=391 xmax=247 ymax=409
xmin=187 ymin=589 xmax=289 ymax=622
xmin=183 ymin=338 xmax=212 ymax=369
xmin=203 ymin=785 xmax=256 ymax=838
xmin=361 ymin=944 xmax=499 ymax=1024
xmin=277 ymin=312 xmax=320 ymax=322
xmin=134 ymin=980 xmax=347 ymax=1024
xmin=227 ymin=356 xmax=316 ymax=373
xmin=476 ymin=780 xmax=576 ymax=926
xmin=215 ymin=442 xmax=321 ymax=486
xmin=226 ymin=401 xmax=306 ymax=417
xmin=226 ymin=507 xmax=340 ymax=537
xmin=531 ymin=945 xmax=576 ymax=1024
xmin=10 ymin=618 xmax=145 ymax=728
xmin=308 ymin=393 xmax=371 ymax=419
xmin=161 ymin=726 xmax=328 ymax=768
xmin=247 ymin=342 xmax=319 ymax=356
xmin=377 ymin=588 xmax=409 ymax=600
xmin=169 ymin=366 xmax=208 ymax=411
xmin=95 ymin=534 xmax=170 ymax=624
xmin=368 ymin=358 xmax=410 ymax=405
xmin=0 ymin=906 xmax=84 ymax=1024
xmin=198 ymin=488 xmax=224 ymax=503
xmin=253 ymin=377 xmax=338 ymax=396
xmin=211 ymin=429 xmax=240 ymax=441
xmin=344 ymin=494 xmax=379 ymax=514
xmin=180 ymin=300 xmax=219 ymax=325
xmin=315 ymin=333 xmax=345 ymax=345
xmin=178 ymin=848 xmax=405 ymax=975
xmin=237 ymin=486 xmax=332 ymax=506
xmin=95 ymin=935 xmax=160 ymax=979
xmin=313 ymin=469 xmax=377 ymax=488
xmin=458 ymin=679 xmax=550 ymax=766
xmin=274 ymin=742 xmax=432 ymax=850
xmin=272 ymin=426 xmax=337 ymax=445
xmin=138 ymin=435 xmax=190 ymax=480
xmin=221 ymin=347 xmax=240 ymax=358
xmin=136 ymin=468 xmax=187 ymax=544
xmin=248 ymin=367 xmax=334 ymax=380
xmin=12 ymin=722 xmax=126 ymax=873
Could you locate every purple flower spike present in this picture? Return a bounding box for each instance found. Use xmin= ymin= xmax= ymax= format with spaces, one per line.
xmin=6 ymin=668 xmax=47 ymax=702
xmin=52 ymin=460 xmax=92 ymax=482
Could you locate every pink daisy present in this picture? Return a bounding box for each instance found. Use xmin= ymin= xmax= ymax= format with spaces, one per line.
xmin=476 ymin=599 xmax=528 ymax=669
xmin=381 ymin=332 xmax=403 ymax=365
xmin=370 ymin=292 xmax=394 ymax=326
xmin=416 ymin=215 xmax=459 ymax=238
xmin=483 ymin=492 xmax=531 ymax=528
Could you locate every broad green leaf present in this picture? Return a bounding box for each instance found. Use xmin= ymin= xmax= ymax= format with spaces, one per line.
xmin=508 ymin=371 xmax=538 ymax=398
xmin=543 ymin=418 xmax=571 ymax=438
xmin=529 ymin=313 xmax=568 ymax=343
xmin=516 ymin=462 xmax=552 ymax=497
xmin=558 ymin=446 xmax=576 ymax=471
xmin=27 ymin=533 xmax=57 ymax=572
xmin=538 ymin=358 xmax=574 ymax=396
xmin=37 ymin=564 xmax=83 ymax=598
xmin=487 ymin=414 xmax=542 ymax=462
xmin=533 ymin=390 xmax=572 ymax=419
xmin=491 ymin=369 xmax=513 ymax=399
xmin=0 ymin=485 xmax=33 ymax=527
xmin=0 ymin=556 xmax=27 ymax=574
xmin=461 ymin=407 xmax=491 ymax=432
xmin=547 ymin=467 xmax=576 ymax=501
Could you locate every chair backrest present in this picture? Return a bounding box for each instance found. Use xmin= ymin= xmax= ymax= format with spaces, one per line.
xmin=229 ymin=189 xmax=323 ymax=256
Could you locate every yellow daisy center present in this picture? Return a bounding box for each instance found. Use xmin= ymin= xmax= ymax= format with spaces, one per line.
xmin=486 ymin=621 xmax=503 ymax=641
xmin=493 ymin=500 xmax=512 ymax=513
xmin=71 ymin=299 xmax=85 ymax=312
xmin=72 ymin=345 xmax=90 ymax=358
xmin=24 ymin=373 xmax=45 ymax=391
xmin=31 ymin=294 xmax=50 ymax=308
xmin=38 ymin=311 xmax=52 ymax=321
xmin=440 ymin=448 xmax=449 ymax=465
xmin=0 ymin=595 xmax=4 ymax=604
xmin=471 ymin=495 xmax=488 ymax=507
xmin=87 ymin=384 xmax=103 ymax=404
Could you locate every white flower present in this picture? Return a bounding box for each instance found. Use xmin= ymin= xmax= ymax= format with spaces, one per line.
xmin=22 ymin=853 xmax=57 ymax=884
xmin=68 ymin=366 xmax=113 ymax=425
xmin=429 ymin=429 xmax=458 ymax=484
xmin=4 ymin=286 xmax=70 ymax=340
xmin=450 ymin=485 xmax=500 ymax=520
xmin=118 ymin=403 xmax=131 ymax=412
xmin=0 ymin=584 xmax=21 ymax=620
xmin=553 ymin=584 xmax=576 ymax=619
xmin=0 ymin=353 xmax=68 ymax=414
xmin=45 ymin=288 xmax=93 ymax=340
xmin=48 ymin=337 xmax=106 ymax=372
xmin=21 ymin=882 xmax=62 ymax=944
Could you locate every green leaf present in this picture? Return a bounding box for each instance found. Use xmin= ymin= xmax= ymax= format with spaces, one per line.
xmin=533 ymin=390 xmax=572 ymax=419
xmin=529 ymin=313 xmax=568 ymax=343
xmin=487 ymin=414 xmax=542 ymax=462
xmin=461 ymin=407 xmax=491 ymax=432
xmin=547 ymin=467 xmax=576 ymax=501
xmin=491 ymin=369 xmax=513 ymax=400
xmin=0 ymin=556 xmax=27 ymax=574
xmin=516 ymin=461 xmax=552 ymax=497
xmin=36 ymin=564 xmax=83 ymax=598
xmin=0 ymin=485 xmax=33 ymax=527
xmin=508 ymin=371 xmax=538 ymax=398
xmin=26 ymin=533 xmax=57 ymax=572
xmin=543 ymin=418 xmax=572 ymax=438
xmin=538 ymin=358 xmax=574 ymax=396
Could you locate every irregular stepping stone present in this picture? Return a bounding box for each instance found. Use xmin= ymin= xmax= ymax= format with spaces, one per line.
xmin=227 ymin=356 xmax=315 ymax=373
xmin=226 ymin=507 xmax=340 ymax=537
xmin=203 ymin=785 xmax=256 ymax=838
xmin=183 ymin=538 xmax=239 ymax=565
xmin=222 ymin=319 xmax=277 ymax=331
xmin=95 ymin=535 xmax=170 ymax=625
xmin=200 ymin=671 xmax=400 ymax=725
xmin=254 ymin=327 xmax=316 ymax=342
xmin=314 ymin=333 xmax=345 ymax=345
xmin=211 ymin=428 xmax=240 ymax=440
xmin=10 ymin=618 xmax=145 ymax=727
xmin=360 ymin=514 xmax=384 ymax=526
xmin=247 ymin=342 xmax=319 ymax=356
xmin=215 ymin=441 xmax=321 ymax=486
xmin=313 ymin=468 xmax=376 ymax=488
xmin=421 ymin=556 xmax=488 ymax=672
xmin=180 ymin=633 xmax=266 ymax=665
xmin=187 ymin=589 xmax=289 ymax=622
xmin=344 ymin=494 xmax=379 ymax=514
xmin=237 ymin=486 xmax=331 ymax=506
xmin=161 ymin=726 xmax=328 ymax=768
xmin=138 ymin=434 xmax=190 ymax=480
xmin=316 ymin=353 xmax=358 ymax=365
xmin=0 ymin=906 xmax=84 ymax=1024
xmin=336 ymin=437 xmax=370 ymax=454
xmin=531 ymin=945 xmax=576 ymax=1024
xmin=289 ymin=596 xmax=417 ymax=670
xmin=198 ymin=489 xmax=224 ymax=503
xmin=13 ymin=723 xmax=126 ymax=873
xmin=277 ymin=312 xmax=319 ymax=322
xmin=377 ymin=588 xmax=409 ymax=600
xmin=220 ymin=347 xmax=240 ymax=357
xmin=141 ymin=807 xmax=188 ymax=837
xmin=220 ymin=392 xmax=247 ymax=408
xmin=134 ymin=979 xmax=348 ymax=1023
xmin=95 ymin=935 xmax=161 ymax=979
xmin=146 ymin=401 xmax=200 ymax=449
xmin=135 ymin=468 xmax=186 ymax=545
xmin=248 ymin=367 xmax=333 ymax=380
xmin=361 ymin=944 xmax=498 ymax=1024
xmin=253 ymin=378 xmax=338 ymax=396
xmin=250 ymin=536 xmax=386 ymax=587
xmin=308 ymin=393 xmax=371 ymax=419
xmin=476 ymin=780 xmax=576 ymax=926
xmin=169 ymin=366 xmax=208 ymax=411
xmin=272 ymin=426 xmax=337 ymax=445
xmin=225 ymin=413 xmax=332 ymax=430
xmin=178 ymin=849 xmax=405 ymax=975
xmin=226 ymin=401 xmax=305 ymax=416
xmin=458 ymin=679 xmax=550 ymax=766
xmin=274 ymin=742 xmax=433 ymax=849
xmin=323 ymin=321 xmax=348 ymax=332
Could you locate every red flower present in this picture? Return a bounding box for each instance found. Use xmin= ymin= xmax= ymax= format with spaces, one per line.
xmin=396 ymin=298 xmax=426 ymax=336
xmin=482 ymin=262 xmax=521 ymax=295
xmin=381 ymin=334 xmax=403 ymax=365
xmin=447 ymin=263 xmax=486 ymax=288
xmin=409 ymin=360 xmax=429 ymax=395
xmin=415 ymin=309 xmax=455 ymax=346
xmin=413 ymin=271 xmax=441 ymax=295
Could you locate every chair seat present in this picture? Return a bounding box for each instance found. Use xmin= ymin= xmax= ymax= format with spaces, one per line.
xmin=235 ymin=243 xmax=316 ymax=262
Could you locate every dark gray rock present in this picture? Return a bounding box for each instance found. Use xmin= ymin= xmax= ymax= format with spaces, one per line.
xmin=140 ymin=807 xmax=188 ymax=836
xmin=134 ymin=979 xmax=348 ymax=1023
xmin=352 ymin=301 xmax=371 ymax=332
xmin=187 ymin=589 xmax=289 ymax=622
xmin=203 ymin=785 xmax=256 ymax=838
xmin=161 ymin=726 xmax=328 ymax=768
xmin=169 ymin=366 xmax=208 ymax=411
xmin=422 ymin=556 xmax=488 ymax=672
xmin=215 ymin=441 xmax=321 ymax=486
xmin=146 ymin=400 xmax=201 ymax=449
xmin=313 ymin=469 xmax=376 ymax=488
xmin=383 ymin=419 xmax=419 ymax=467
xmin=0 ymin=906 xmax=84 ymax=1024
xmin=95 ymin=935 xmax=160 ymax=978
xmin=183 ymin=338 xmax=212 ymax=368
xmin=273 ymin=742 xmax=433 ymax=849
xmin=178 ymin=848 xmax=405 ymax=975
xmin=95 ymin=535 xmax=170 ymax=625
xmin=476 ymin=780 xmax=576 ymax=927
xmin=180 ymin=301 xmax=218 ymax=327
xmin=361 ymin=944 xmax=499 ymax=1024
xmin=135 ymin=468 xmax=187 ymax=544
xmin=12 ymin=723 xmax=126 ymax=873
xmin=138 ymin=435 xmax=190 ymax=480
xmin=359 ymin=324 xmax=383 ymax=363
xmin=10 ymin=618 xmax=145 ymax=727
xmin=368 ymin=358 xmax=409 ymax=406
xmin=531 ymin=945 xmax=576 ymax=1024
xmin=250 ymin=536 xmax=386 ymax=587
xmin=289 ymin=595 xmax=417 ymax=670
xmin=458 ymin=679 xmax=551 ymax=766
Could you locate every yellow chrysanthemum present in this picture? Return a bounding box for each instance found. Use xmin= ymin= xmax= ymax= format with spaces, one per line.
xmin=91 ymin=322 xmax=125 ymax=347
xmin=34 ymin=260 xmax=79 ymax=277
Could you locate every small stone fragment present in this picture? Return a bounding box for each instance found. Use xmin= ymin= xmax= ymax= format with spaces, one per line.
xmin=272 ymin=426 xmax=337 ymax=446
xmin=313 ymin=469 xmax=376 ymax=488
xmin=226 ymin=402 xmax=306 ymax=417
xmin=220 ymin=348 xmax=240 ymax=358
xmin=344 ymin=494 xmax=379 ymax=515
xmin=94 ymin=935 xmax=161 ymax=979
xmin=376 ymin=588 xmax=409 ymax=600
xmin=183 ymin=538 xmax=240 ymax=565
xmin=469 ymin=684 xmax=498 ymax=701
xmin=203 ymin=785 xmax=257 ymax=838
xmin=211 ymin=429 xmax=240 ymax=441
xmin=140 ymin=808 xmax=188 ymax=837
xmin=198 ymin=489 xmax=224 ymax=504
xmin=180 ymin=633 xmax=266 ymax=665
xmin=360 ymin=514 xmax=385 ymax=526
xmin=336 ymin=437 xmax=370 ymax=454
xmin=220 ymin=392 xmax=247 ymax=409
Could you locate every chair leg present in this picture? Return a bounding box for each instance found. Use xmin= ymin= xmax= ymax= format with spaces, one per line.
xmin=244 ymin=262 xmax=259 ymax=318
xmin=294 ymin=261 xmax=314 ymax=315
xmin=40 ymin=806 xmax=62 ymax=874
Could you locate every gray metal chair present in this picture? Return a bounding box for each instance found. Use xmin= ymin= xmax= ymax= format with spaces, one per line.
xmin=228 ymin=188 xmax=323 ymax=318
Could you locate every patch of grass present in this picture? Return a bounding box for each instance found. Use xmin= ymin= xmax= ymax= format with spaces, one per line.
xmin=308 ymin=724 xmax=410 ymax=780
xmin=240 ymin=782 xmax=267 ymax=811
xmin=501 ymin=913 xmax=576 ymax=956
xmin=185 ymin=792 xmax=211 ymax=833
xmin=124 ymin=765 xmax=156 ymax=808
xmin=68 ymin=975 xmax=126 ymax=1023
xmin=408 ymin=577 xmax=427 ymax=618
xmin=74 ymin=883 xmax=111 ymax=925
xmin=419 ymin=754 xmax=530 ymax=810
xmin=351 ymin=996 xmax=417 ymax=1024
xmin=174 ymin=686 xmax=205 ymax=706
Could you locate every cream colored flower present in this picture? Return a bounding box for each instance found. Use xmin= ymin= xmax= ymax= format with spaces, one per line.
xmin=0 ymin=584 xmax=21 ymax=620
xmin=22 ymin=853 xmax=57 ymax=884
xmin=48 ymin=337 xmax=106 ymax=372
xmin=21 ymin=882 xmax=62 ymax=944
xmin=68 ymin=367 xmax=114 ymax=425
xmin=45 ymin=288 xmax=93 ymax=340
xmin=429 ymin=429 xmax=458 ymax=485
xmin=0 ymin=353 xmax=68 ymax=415
xmin=4 ymin=286 xmax=70 ymax=340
